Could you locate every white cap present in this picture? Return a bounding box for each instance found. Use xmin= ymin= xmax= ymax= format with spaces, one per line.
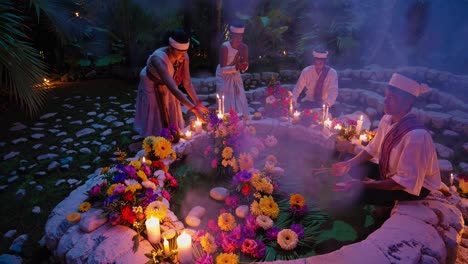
xmin=313 ymin=50 xmax=328 ymax=59
xmin=230 ymin=25 xmax=245 ymax=34
xmin=169 ymin=37 xmax=189 ymax=51
xmin=389 ymin=73 xmax=429 ymax=97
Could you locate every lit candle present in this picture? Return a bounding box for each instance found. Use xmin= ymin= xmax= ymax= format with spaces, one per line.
xmin=217 ymin=112 xmax=224 ymax=120
xmin=293 ymin=110 xmax=301 ymax=120
xmin=333 ymin=124 xmax=342 ymax=130
xmin=322 ymin=104 xmax=326 ymax=122
xmin=356 ymin=115 xmax=364 ymax=135
xmin=145 ymin=217 xmax=161 ymax=244
xmin=325 ymin=104 xmax=329 ymax=121
xmin=185 ymin=130 xmax=192 ymax=140
xmin=195 ymin=119 xmax=202 ymax=134
xmin=177 ymin=231 xmax=192 ymax=264
xmin=221 ymin=95 xmax=225 ymax=115
xmin=142 ymin=156 xmax=146 ymax=164
xmin=359 ymin=134 xmax=368 ymax=144
xmin=216 ymin=93 xmax=221 ymax=113
xmin=163 ymin=238 xmax=171 ymax=257
xmin=324 ymin=118 xmax=332 ymax=128
xmin=289 ymin=100 xmax=293 ymax=115
xmin=450 ymin=173 xmax=454 ymax=186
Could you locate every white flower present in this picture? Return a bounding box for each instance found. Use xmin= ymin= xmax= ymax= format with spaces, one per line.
xmin=154 ymin=170 xmax=166 ymax=180
xmin=124 ymin=179 xmax=139 ymax=186
xmin=142 ymin=181 xmax=156 ymax=190
xmin=256 ymin=215 xmax=274 ymax=230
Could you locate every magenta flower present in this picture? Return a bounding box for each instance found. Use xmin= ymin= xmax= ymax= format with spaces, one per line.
xmin=266 ymin=227 xmax=280 ymax=240
xmin=241 ymin=239 xmax=258 ymax=255
xmin=88 ymin=184 xmax=102 ymax=197
xmin=204 ymin=146 xmax=211 ymax=156
xmin=207 ymin=219 xmax=219 ymax=233
xmin=161 ymin=190 xmax=171 ymax=201
xmin=290 ymin=223 xmax=305 ymax=239
xmin=225 ymin=195 xmax=239 ymax=208
xmin=211 ymin=158 xmax=218 ymax=169
xmin=252 ymin=240 xmax=266 ymax=258
xmin=109 ymin=212 xmax=122 ymax=226
xmin=195 ymin=253 xmax=213 ymax=264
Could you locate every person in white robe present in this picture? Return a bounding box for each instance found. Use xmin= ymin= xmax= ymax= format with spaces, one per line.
xmin=331 ymin=73 xmax=441 ymax=206
xmin=134 ymin=29 xmax=208 ymax=137
xmin=292 ymin=50 xmax=339 ymax=109
xmin=215 ymin=24 xmax=249 ymax=116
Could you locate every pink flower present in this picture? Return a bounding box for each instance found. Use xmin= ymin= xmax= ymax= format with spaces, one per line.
xmin=211 ymin=159 xmax=218 ymax=169
xmin=161 ymin=190 xmax=171 ymax=201
xmin=225 ymin=195 xmax=239 ymax=208
xmin=207 ymin=219 xmax=219 ymax=233
xmin=88 ymin=184 xmax=102 ymax=197
xmin=204 ymin=146 xmax=211 ymax=156
xmin=241 ymin=239 xmax=258 ymax=255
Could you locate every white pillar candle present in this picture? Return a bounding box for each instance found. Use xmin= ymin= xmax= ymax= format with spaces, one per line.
xmin=163 ymin=238 xmax=171 ymax=257
xmin=333 ymin=124 xmax=342 ymax=130
xmin=145 ymin=217 xmax=161 ymax=244
xmin=324 ymin=118 xmax=332 ymax=128
xmin=325 ymin=104 xmax=329 ymax=121
xmin=177 ymin=232 xmax=192 ymax=264
xmin=195 ymin=119 xmax=202 ymax=134
xmin=216 ymin=93 xmax=221 ymax=113
xmin=221 ymin=95 xmax=225 ymax=115
xmin=142 ymin=156 xmax=146 ymax=164
xmin=217 ymin=112 xmax=224 ymax=120
xmin=359 ymin=134 xmax=368 ymax=144
xmin=356 ymin=115 xmax=364 ymax=135
xmin=289 ymin=100 xmax=293 ymax=115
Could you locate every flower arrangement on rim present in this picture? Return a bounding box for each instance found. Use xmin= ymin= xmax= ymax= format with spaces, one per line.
xmin=298 ymin=109 xmax=319 ymax=127
xmin=142 ymin=136 xmax=177 ymax=161
xmin=264 ymin=79 xmax=293 ymax=118
xmin=159 ymin=123 xmax=182 ymax=144
xmin=205 ymin=109 xmax=265 ymax=180
xmin=70 ymin=137 xmax=180 ymax=253
xmin=332 ymin=118 xmax=358 ymax=141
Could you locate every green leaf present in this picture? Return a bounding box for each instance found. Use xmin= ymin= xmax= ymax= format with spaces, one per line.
xmin=132 ymin=234 xmax=140 ymax=252
xmin=315 ymin=220 xmax=357 ymax=244
xmin=364 ymin=214 xmax=375 ymax=228
xmin=260 ymin=16 xmax=270 ymax=27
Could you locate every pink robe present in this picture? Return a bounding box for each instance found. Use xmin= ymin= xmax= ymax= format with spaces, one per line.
xmin=134 ymin=48 xmax=187 ymax=137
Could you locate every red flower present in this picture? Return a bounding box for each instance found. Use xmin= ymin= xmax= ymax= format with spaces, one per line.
xmin=121 ymin=205 xmax=136 ymax=224
xmin=123 ymin=191 xmax=134 ymax=203
xmin=152 ymin=161 xmax=168 ymax=172
xmin=149 ymin=178 xmax=159 ymax=186
xmin=241 ymin=183 xmax=251 ymax=195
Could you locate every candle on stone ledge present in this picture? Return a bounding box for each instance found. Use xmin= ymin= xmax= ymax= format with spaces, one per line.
xmin=333 ymin=124 xmax=342 ymax=130
xmin=177 ymin=231 xmax=192 ymax=264
xmin=221 ymin=95 xmax=225 ymax=115
xmin=185 ymin=130 xmax=192 ymax=140
xmin=450 ymin=173 xmax=454 ymax=186
xmin=217 ymin=112 xmax=224 ymax=120
xmin=145 ymin=217 xmax=161 ymax=244
xmin=324 ymin=118 xmax=332 ymax=128
xmin=322 ymin=104 xmax=326 ymax=122
xmin=195 ymin=119 xmax=202 ymax=134
xmin=163 ymin=238 xmax=171 ymax=257
xmin=356 ymin=115 xmax=364 ymax=135
xmin=359 ymin=134 xmax=368 ymax=144
xmin=216 ymin=93 xmax=221 ymax=113
xmin=142 ymin=156 xmax=146 ymax=164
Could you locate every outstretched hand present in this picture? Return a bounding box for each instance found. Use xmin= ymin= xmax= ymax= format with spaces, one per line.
xmin=331 ymin=161 xmax=351 ymax=176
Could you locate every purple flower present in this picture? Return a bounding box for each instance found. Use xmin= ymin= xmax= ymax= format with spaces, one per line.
xmin=234 ymin=170 xmax=252 ymax=183
xmin=195 ymin=253 xmax=213 ymax=264
xmin=208 ymin=112 xmax=221 ymax=127
xmin=113 ymin=184 xmax=126 ymax=195
xmin=242 ymin=225 xmax=255 ymax=239
xmin=104 ymin=195 xmax=119 ymax=207
xmin=230 ymin=225 xmax=243 ymax=243
xmin=159 ymin=128 xmax=174 ymax=141
xmin=88 ymin=184 xmax=102 ymax=197
xmin=291 ymin=223 xmax=305 ymax=239
xmin=244 ymin=214 xmax=258 ymax=230
xmin=266 ymin=227 xmax=280 ymax=241
xmin=290 ymin=204 xmax=309 ymax=218
xmin=109 ymin=212 xmax=122 ymax=225
xmin=225 ymin=195 xmax=239 ymax=208
xmin=169 ymin=124 xmax=180 ymax=134
xmin=122 ymin=165 xmax=137 ymax=179
xmin=252 ymin=240 xmax=266 ymax=258
xmin=112 ymin=172 xmax=126 ymax=183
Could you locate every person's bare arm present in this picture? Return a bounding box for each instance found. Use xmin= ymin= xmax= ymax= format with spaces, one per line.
xmin=219 ymin=45 xmax=228 ymax=67
xmin=363 ymin=178 xmax=405 ymax=190
xmin=150 ymin=56 xmax=195 ymax=109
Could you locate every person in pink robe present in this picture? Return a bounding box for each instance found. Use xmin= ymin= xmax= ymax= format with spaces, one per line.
xmin=134 ymin=29 xmax=208 ymax=137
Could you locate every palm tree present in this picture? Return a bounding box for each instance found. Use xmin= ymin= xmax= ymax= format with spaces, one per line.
xmin=0 ymin=0 xmax=49 ymax=116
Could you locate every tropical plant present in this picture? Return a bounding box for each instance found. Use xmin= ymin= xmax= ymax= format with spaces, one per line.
xmin=0 ymin=0 xmax=48 ymax=115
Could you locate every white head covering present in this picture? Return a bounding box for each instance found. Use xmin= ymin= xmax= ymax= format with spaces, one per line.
xmin=230 ymin=25 xmax=245 ymax=34
xmin=313 ymin=50 xmax=328 ymax=59
xmin=169 ymin=37 xmax=189 ymax=51
xmin=389 ymin=73 xmax=429 ymax=97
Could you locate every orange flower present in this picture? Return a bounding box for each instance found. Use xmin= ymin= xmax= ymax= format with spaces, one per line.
xmin=66 ymin=212 xmax=81 ymax=223
xmin=277 ymin=229 xmax=298 ymax=250
xmin=239 ymin=153 xmax=254 ymax=171
xmin=218 ymin=213 xmax=236 ymax=232
xmin=289 ymin=194 xmax=306 ymax=208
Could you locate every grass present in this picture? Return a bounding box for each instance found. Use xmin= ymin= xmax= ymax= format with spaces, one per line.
xmin=0 ymin=79 xmax=140 ymax=263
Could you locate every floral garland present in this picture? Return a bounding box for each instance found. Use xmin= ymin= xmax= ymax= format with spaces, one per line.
xmin=264 ymin=80 xmax=292 ymax=118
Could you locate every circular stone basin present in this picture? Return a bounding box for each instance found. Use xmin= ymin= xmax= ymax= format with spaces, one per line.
xmin=45 ymin=118 xmax=465 ymax=263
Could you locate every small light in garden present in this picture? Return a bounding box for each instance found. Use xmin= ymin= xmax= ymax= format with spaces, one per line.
xmin=359 ymin=134 xmax=368 ymax=143
xmin=75 ymin=12 xmax=80 ymax=17
xmin=194 ymin=119 xmax=202 ymax=134
xmin=142 ymin=156 xmax=146 ymax=164
xmin=283 ymin=50 xmax=287 ymax=56
xmin=451 ymin=173 xmax=454 ymax=186
xmin=334 ymin=124 xmax=342 ymax=130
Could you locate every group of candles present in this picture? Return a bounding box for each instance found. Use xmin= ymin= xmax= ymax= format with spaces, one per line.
xmin=145 ymin=217 xmax=193 ymax=263
xmin=216 ymin=93 xmax=225 ymax=116
xmin=323 ymin=114 xmax=369 ymax=145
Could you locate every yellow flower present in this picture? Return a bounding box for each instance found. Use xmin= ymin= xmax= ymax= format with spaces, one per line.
xmin=222 ymin=147 xmax=233 ymax=159
xmin=290 ymin=194 xmax=306 ymax=208
xmin=144 ymin=201 xmax=168 ymax=220
xmin=78 ymin=202 xmax=91 ymax=212
xmin=256 ymin=215 xmax=274 ymax=230
xmin=254 ymin=112 xmax=262 ymax=118
xmin=142 ymin=136 xmax=158 ymax=154
xmin=218 ymin=212 xmax=236 ymax=232
xmin=239 ymin=153 xmax=254 ymax=171
xmin=231 ymin=157 xmax=238 ymax=173
xmin=277 ymin=229 xmax=298 ymax=250
xmin=100 ymin=167 xmax=110 ymax=175
xmin=201 ymin=233 xmax=217 ymax=254
xmin=132 ymin=206 xmax=143 ymax=214
xmin=249 ymin=200 xmax=262 ymax=216
xmin=153 ymin=137 xmax=172 ymax=159
xmin=169 ymin=150 xmax=177 ymax=160
xmin=264 ymin=163 xmax=275 ymax=174
xmin=259 ymin=195 xmax=279 ymax=219
xmin=250 ymin=173 xmax=263 ymax=189
xmin=137 ymin=170 xmax=148 ymax=182
xmin=66 ymin=212 xmax=81 ymax=223
xmin=125 ymin=183 xmax=142 ymax=193
xmin=216 ymin=253 xmax=239 ymax=264
xmin=107 ymin=184 xmax=118 ymax=196
xmin=129 ymin=160 xmax=142 ymax=170
xmin=257 ymin=179 xmax=273 ymax=194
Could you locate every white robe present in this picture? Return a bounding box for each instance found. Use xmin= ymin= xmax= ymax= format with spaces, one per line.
xmin=292 ymin=65 xmax=339 ymax=106
xmin=215 ymin=41 xmax=249 ymax=116
xmin=364 ymin=114 xmax=442 ymax=195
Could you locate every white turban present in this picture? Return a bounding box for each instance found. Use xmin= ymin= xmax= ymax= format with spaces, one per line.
xmin=389 ymin=73 xmax=429 ymax=97
xmin=230 ymin=25 xmax=245 ymax=34
xmin=169 ymin=37 xmax=190 ymax=51
xmin=313 ymin=50 xmax=328 ymax=59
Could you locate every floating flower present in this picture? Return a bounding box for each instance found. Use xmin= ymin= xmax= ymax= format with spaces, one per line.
xmin=215 ymin=252 xmax=239 ymax=264
xmin=266 ymin=95 xmax=277 ymax=104
xmin=141 ymin=180 xmax=156 ymax=190
xmin=264 ymin=135 xmax=278 ymax=147
xmin=144 ymin=201 xmax=168 ymax=220
xmin=200 ymin=233 xmax=217 ymax=254
xmin=218 ymin=212 xmax=236 ymax=232
xmin=289 ymin=193 xmax=306 ymax=208
xmin=78 ymin=202 xmax=91 ymax=212
xmin=259 ymin=195 xmax=279 ymax=219
xmin=266 ymin=155 xmax=278 ymax=166
xmin=265 ymin=227 xmax=280 ymax=240
xmin=277 ymin=229 xmax=298 ymax=250
xmin=291 ymin=223 xmax=305 ymax=239
xmin=238 ymin=153 xmax=254 ymax=171
xmin=256 ymin=215 xmax=273 ymax=230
